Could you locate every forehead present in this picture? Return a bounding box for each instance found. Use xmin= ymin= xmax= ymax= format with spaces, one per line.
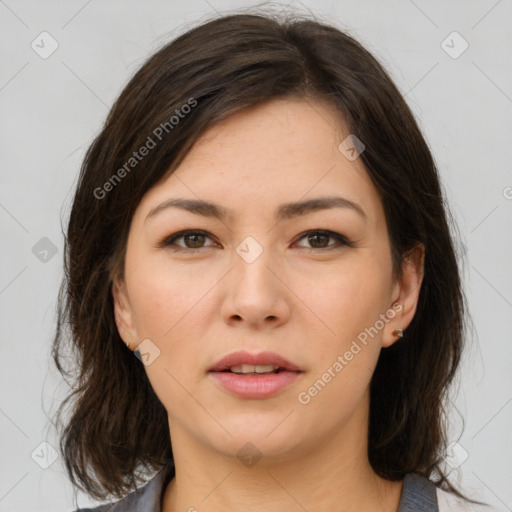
xmin=137 ymin=98 xmax=384 ymax=230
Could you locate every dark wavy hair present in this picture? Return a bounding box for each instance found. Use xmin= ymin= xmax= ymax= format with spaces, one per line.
xmin=52 ymin=8 xmax=481 ymax=506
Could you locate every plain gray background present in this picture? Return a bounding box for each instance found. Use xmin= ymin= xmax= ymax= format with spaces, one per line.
xmin=1 ymin=0 xmax=511 ymax=510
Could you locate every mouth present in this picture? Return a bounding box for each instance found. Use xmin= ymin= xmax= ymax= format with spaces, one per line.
xmin=208 ymin=350 xmax=302 ymax=373
xmin=208 ymin=351 xmax=303 ymax=398
xmin=217 ymin=364 xmax=290 ymax=375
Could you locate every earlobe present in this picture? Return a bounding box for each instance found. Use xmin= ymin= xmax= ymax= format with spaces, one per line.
xmin=111 ymin=278 xmax=138 ymax=350
xmin=382 ymin=242 xmax=425 ymax=348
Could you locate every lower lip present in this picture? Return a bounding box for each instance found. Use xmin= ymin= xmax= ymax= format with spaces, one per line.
xmin=209 ymin=370 xmax=302 ymax=398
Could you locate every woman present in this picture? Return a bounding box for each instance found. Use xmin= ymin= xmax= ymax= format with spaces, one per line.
xmin=53 ymin=10 xmax=489 ymax=512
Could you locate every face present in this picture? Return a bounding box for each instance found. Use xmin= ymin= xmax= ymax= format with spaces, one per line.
xmin=113 ymin=97 xmax=423 ymax=463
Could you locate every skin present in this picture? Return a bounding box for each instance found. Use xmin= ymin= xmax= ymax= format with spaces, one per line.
xmin=112 ymin=97 xmax=425 ymax=512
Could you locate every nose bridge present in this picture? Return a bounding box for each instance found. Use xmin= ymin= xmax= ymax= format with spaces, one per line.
xmin=233 ymin=234 xmax=276 ymax=293
xmin=223 ymin=234 xmax=288 ymax=325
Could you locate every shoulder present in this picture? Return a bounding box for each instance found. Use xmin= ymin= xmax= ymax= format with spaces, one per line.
xmin=68 ymin=460 xmax=175 ymax=512
xmin=400 ymin=472 xmax=495 ymax=512
xmin=69 ymin=505 xmax=112 ymax=512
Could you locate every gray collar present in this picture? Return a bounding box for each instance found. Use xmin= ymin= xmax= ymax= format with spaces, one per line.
xmin=79 ymin=461 xmax=439 ymax=511
xmin=398 ymin=472 xmax=439 ymax=512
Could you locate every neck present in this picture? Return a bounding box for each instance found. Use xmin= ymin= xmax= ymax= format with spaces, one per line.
xmin=161 ymin=399 xmax=403 ymax=512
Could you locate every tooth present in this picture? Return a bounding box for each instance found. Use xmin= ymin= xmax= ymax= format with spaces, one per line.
xmin=229 ymin=364 xmax=278 ymax=374
xmin=229 ymin=365 xmax=252 ymax=373
xmin=254 ymin=364 xmax=277 ymax=373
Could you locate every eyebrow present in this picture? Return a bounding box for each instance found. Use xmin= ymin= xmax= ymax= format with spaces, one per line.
xmin=145 ymin=196 xmax=367 ymax=223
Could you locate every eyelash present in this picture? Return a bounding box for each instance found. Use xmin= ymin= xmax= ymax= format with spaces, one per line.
xmin=157 ymin=229 xmax=355 ymax=253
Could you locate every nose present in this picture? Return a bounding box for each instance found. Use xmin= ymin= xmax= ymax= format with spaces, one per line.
xmin=220 ymin=244 xmax=291 ymax=330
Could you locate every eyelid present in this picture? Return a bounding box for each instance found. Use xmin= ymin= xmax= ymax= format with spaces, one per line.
xmin=157 ymin=229 xmax=216 ymax=250
xmin=293 ymin=229 xmax=354 ymax=249
xmin=157 ymin=229 xmax=354 ymax=251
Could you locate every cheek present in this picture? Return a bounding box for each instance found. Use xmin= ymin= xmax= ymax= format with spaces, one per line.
xmin=124 ymin=257 xmax=206 ymax=411
xmin=296 ymin=257 xmax=389 ymax=350
xmin=125 ymin=253 xmax=210 ymax=338
xmin=295 ymin=264 xmax=387 ymax=417
xmin=128 ymin=270 xmax=172 ymax=337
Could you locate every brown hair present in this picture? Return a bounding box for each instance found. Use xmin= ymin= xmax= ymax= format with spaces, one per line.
xmin=52 ymin=8 xmax=482 ymax=506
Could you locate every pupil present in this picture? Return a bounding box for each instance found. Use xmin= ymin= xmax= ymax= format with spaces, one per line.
xmin=185 ymin=234 xmax=204 ymax=248
xmin=310 ymin=233 xmax=328 ymax=248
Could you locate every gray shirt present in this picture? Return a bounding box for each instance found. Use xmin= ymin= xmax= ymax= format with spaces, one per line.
xmin=72 ymin=460 xmax=439 ymax=512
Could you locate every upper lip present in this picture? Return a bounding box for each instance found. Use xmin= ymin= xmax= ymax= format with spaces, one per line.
xmin=209 ymin=350 xmax=302 ymax=372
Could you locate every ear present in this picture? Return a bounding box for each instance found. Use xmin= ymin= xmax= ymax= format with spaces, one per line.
xmin=111 ymin=277 xmax=138 ymax=349
xmin=382 ymin=242 xmax=425 ymax=348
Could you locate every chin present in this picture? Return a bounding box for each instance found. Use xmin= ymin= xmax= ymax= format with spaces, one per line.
xmin=209 ymin=414 xmax=303 ymax=457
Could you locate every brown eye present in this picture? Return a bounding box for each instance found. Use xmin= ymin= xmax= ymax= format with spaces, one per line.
xmin=307 ymin=232 xmax=330 ymax=248
xmin=182 ymin=233 xmax=206 ymax=248
xmin=158 ymin=230 xmax=216 ymax=251
xmin=158 ymin=229 xmax=353 ymax=253
xmin=295 ymin=230 xmax=352 ymax=250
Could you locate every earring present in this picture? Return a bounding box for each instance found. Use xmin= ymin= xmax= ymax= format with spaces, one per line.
xmin=124 ymin=340 xmax=131 ymax=349
xmin=394 ymin=328 xmax=404 ymax=339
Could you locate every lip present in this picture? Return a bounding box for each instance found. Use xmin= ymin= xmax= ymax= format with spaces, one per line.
xmin=208 ymin=350 xmax=303 ymax=399
xmin=208 ymin=350 xmax=302 ymax=372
